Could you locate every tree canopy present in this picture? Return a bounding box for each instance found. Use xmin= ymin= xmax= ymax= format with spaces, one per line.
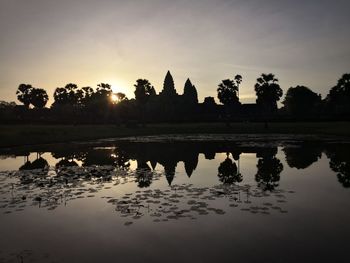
xmin=134 ymin=79 xmax=156 ymax=105
xmin=217 ymin=75 xmax=242 ymax=106
xmin=30 ymin=88 xmax=49 ymax=108
xmin=16 ymin=84 xmax=49 ymax=109
xmin=16 ymin=84 xmax=33 ymax=108
xmin=283 ymin=85 xmax=321 ymax=117
xmin=325 ymin=73 xmax=350 ymax=115
xmin=53 ymin=83 xmax=79 ymax=106
xmin=255 ymin=73 xmax=283 ymax=113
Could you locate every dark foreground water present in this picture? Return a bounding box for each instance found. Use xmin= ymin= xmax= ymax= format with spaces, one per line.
xmin=0 ymin=135 xmax=349 ymax=263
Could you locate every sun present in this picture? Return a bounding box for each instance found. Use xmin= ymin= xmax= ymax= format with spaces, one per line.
xmin=111 ymin=93 xmax=118 ymax=103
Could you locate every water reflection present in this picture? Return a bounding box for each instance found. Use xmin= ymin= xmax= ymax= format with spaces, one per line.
xmin=1 ymin=141 xmax=350 ymax=189
xmin=256 ymin=147 xmax=283 ymax=191
xmin=0 ymin=139 xmax=349 ymax=220
xmin=325 ymin=144 xmax=350 ymax=188
xmin=0 ymin=165 xmax=161 ymax=214
xmin=283 ymin=142 xmax=323 ymax=169
xmin=20 ymin=156 xmax=48 ymax=171
xmin=135 ymin=161 xmax=153 ymax=188
xmin=217 ymin=153 xmax=242 ymax=184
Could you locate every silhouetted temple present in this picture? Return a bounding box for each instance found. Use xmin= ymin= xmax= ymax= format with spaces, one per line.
xmin=144 ymin=70 xmax=260 ymax=122
xmin=138 ymin=71 xmax=199 ymax=121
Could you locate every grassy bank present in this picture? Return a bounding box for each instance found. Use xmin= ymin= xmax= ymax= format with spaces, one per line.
xmin=0 ymin=122 xmax=349 ymax=148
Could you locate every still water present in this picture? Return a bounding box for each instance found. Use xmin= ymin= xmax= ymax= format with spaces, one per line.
xmin=0 ymin=135 xmax=349 ymax=263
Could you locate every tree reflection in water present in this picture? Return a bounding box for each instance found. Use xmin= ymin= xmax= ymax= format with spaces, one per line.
xmin=255 ymin=148 xmax=283 ymax=191
xmin=218 ymin=153 xmax=242 ymax=185
xmin=326 ymin=144 xmax=350 ymax=188
xmin=1 ymin=139 xmax=350 ymax=223
xmin=135 ymin=160 xmax=153 ymax=188
xmin=283 ymin=143 xmax=322 ymax=169
xmin=19 ymin=156 xmax=48 ymax=171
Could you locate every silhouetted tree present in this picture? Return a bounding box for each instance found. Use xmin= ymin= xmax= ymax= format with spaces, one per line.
xmin=282 ymin=86 xmax=321 ymax=117
xmin=80 ymin=83 xmax=113 ymax=121
xmin=134 ymin=79 xmax=156 ymax=104
xmin=217 ymin=75 xmax=242 ymax=125
xmin=116 ymin=92 xmax=128 ymax=102
xmin=16 ymin=84 xmax=33 ymax=108
xmin=255 ymin=73 xmax=283 ymax=114
xmin=53 ymin=83 xmax=79 ymax=106
xmin=134 ymin=79 xmax=156 ymax=124
xmin=76 ymin=86 xmax=94 ymax=106
xmin=0 ymin=101 xmax=16 ymax=109
xmin=325 ymin=73 xmax=350 ymax=116
xmin=218 ymin=153 xmax=242 ymax=184
xmin=30 ymin=88 xmax=49 ymax=108
xmin=92 ymin=83 xmax=112 ymax=104
xmin=16 ymin=84 xmax=49 ymax=109
xmin=53 ymin=88 xmax=68 ymax=106
xmin=217 ymin=75 xmax=242 ymax=106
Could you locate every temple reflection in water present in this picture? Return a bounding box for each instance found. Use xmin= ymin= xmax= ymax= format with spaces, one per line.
xmin=1 ymin=140 xmax=349 ymax=189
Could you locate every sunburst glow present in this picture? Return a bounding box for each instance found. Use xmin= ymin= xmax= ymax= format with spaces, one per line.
xmin=111 ymin=93 xmax=118 ymax=103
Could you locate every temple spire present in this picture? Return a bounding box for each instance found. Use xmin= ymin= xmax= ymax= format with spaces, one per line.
xmin=160 ymin=70 xmax=177 ymax=96
xmin=183 ymin=78 xmax=198 ymax=104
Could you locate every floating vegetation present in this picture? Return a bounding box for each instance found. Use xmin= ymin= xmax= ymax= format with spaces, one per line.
xmin=110 ymin=183 xmax=294 ymax=225
xmin=0 ymin=166 xmax=295 ymax=225
xmin=0 ymin=166 xmax=162 ymax=213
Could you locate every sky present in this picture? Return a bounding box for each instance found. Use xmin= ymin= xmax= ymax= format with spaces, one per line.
xmin=0 ymin=0 xmax=350 ymax=105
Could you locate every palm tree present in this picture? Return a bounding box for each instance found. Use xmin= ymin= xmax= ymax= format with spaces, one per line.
xmin=30 ymin=88 xmax=49 ymax=108
xmin=53 ymin=83 xmax=79 ymax=106
xmin=134 ymin=79 xmax=156 ymax=125
xmin=255 ymin=73 xmax=283 ymax=113
xmin=217 ymin=75 xmax=242 ymax=126
xmin=16 ymin=84 xmax=33 ymax=108
xmin=217 ymin=75 xmax=242 ymax=105
xmin=75 ymin=86 xmax=94 ymax=106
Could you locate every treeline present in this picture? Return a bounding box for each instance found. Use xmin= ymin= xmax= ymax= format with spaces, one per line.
xmin=0 ymin=72 xmax=349 ymax=124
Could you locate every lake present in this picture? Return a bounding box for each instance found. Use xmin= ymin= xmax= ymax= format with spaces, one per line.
xmin=0 ymin=134 xmax=349 ymax=263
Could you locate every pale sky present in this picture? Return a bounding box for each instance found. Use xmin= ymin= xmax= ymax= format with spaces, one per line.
xmin=0 ymin=0 xmax=349 ymax=105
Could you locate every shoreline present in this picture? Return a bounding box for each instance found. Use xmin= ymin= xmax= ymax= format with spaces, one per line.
xmin=1 ymin=122 xmax=349 ymax=148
